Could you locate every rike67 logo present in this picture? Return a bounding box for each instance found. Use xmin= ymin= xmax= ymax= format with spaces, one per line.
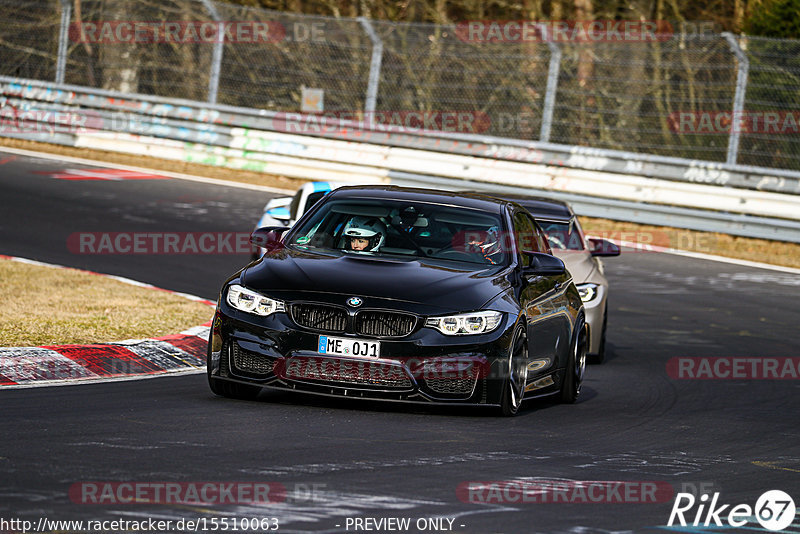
xmin=668 ymin=490 xmax=796 ymax=531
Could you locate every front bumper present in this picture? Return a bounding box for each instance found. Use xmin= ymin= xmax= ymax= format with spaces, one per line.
xmin=208 ymin=305 xmax=517 ymax=405
xmin=580 ymin=284 xmax=607 ymax=355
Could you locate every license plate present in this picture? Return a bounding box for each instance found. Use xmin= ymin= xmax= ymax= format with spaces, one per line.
xmin=318 ymin=336 xmax=380 ymax=358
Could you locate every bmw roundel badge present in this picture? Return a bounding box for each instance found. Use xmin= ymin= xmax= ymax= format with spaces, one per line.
xmin=347 ymin=297 xmax=363 ymax=307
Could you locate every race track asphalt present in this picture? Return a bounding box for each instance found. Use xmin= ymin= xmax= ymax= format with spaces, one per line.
xmin=1 ymin=149 xmax=798 ymax=533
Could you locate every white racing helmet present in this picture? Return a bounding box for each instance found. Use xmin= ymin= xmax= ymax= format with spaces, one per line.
xmin=343 ymin=216 xmax=386 ymax=252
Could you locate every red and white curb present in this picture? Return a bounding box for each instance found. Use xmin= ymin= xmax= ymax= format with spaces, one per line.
xmin=0 ymin=255 xmax=215 ymax=389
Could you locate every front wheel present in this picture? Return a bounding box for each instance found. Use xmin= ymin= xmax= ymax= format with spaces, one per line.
xmin=208 ymin=376 xmax=261 ymax=400
xmin=207 ymin=339 xmax=261 ymax=400
xmin=560 ymin=318 xmax=587 ymax=404
xmin=499 ymin=329 xmax=528 ymax=417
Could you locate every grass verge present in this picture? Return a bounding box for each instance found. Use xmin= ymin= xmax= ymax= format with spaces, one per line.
xmin=0 ymin=257 xmax=213 ymax=347
xmin=579 ymin=217 xmax=800 ymax=269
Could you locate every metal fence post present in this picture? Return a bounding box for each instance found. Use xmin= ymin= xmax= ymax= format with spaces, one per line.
xmin=199 ymin=0 xmax=223 ymax=104
xmin=723 ymin=32 xmax=749 ymax=166
xmin=55 ymin=0 xmax=72 ymax=84
xmin=358 ymin=17 xmax=383 ymax=117
xmin=540 ymin=27 xmax=561 ymax=143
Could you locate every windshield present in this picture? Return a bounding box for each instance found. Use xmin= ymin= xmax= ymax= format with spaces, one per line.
xmin=537 ymin=220 xmax=585 ymax=251
xmin=287 ymin=198 xmax=509 ymax=266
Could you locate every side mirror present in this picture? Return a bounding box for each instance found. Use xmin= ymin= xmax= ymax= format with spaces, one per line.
xmin=587 ymin=237 xmax=621 ymax=257
xmin=265 ymin=208 xmax=291 ymax=224
xmin=250 ymin=226 xmax=290 ymax=252
xmin=523 ymin=251 xmax=566 ymax=275
xmin=262 ymin=198 xmax=293 ymax=224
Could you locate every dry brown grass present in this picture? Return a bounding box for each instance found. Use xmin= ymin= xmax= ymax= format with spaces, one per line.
xmin=2 ymin=137 xmax=798 ymax=270
xmin=579 ymin=217 xmax=800 ymax=269
xmin=0 ymin=258 xmax=213 ymax=347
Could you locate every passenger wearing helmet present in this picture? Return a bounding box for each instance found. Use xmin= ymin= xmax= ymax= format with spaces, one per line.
xmin=467 ymin=226 xmax=502 ymax=264
xmin=342 ymin=216 xmax=386 ymax=253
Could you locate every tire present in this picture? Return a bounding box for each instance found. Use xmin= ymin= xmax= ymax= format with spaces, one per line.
xmin=208 ymin=340 xmax=261 ymax=400
xmin=499 ymin=329 xmax=528 ymax=417
xmin=589 ymin=303 xmax=607 ymax=364
xmin=208 ymin=376 xmax=261 ymax=400
xmin=208 ymin=373 xmax=224 ymax=395
xmin=560 ymin=318 xmax=587 ymax=404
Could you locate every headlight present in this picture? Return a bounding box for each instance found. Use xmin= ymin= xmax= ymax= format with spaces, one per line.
xmin=576 ymin=283 xmax=600 ymax=303
xmin=425 ymin=311 xmax=503 ymax=336
xmin=226 ymin=284 xmax=285 ymax=316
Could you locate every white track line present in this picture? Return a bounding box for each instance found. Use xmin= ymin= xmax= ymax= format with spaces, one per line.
xmin=606 ymin=238 xmax=800 ymax=275
xmin=3 ymin=145 xmax=798 ymax=274
xmin=0 ymin=145 xmax=295 ymax=194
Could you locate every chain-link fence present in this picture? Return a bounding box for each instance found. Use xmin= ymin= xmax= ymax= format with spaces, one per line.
xmin=1 ymin=0 xmax=799 ymax=171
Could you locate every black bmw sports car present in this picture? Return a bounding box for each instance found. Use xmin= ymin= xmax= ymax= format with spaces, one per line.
xmin=208 ymin=186 xmax=587 ymax=415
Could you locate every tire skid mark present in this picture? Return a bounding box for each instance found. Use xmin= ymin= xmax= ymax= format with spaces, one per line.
xmin=110 ymin=490 xmax=455 ymax=529
xmin=241 ymin=451 xmax=732 ymax=479
xmin=240 ymin=452 xmax=544 ymax=476
xmin=752 ymin=459 xmax=800 ymax=473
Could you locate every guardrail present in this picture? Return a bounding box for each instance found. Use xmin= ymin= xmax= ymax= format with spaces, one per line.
xmin=2 ymin=75 xmax=800 ymax=243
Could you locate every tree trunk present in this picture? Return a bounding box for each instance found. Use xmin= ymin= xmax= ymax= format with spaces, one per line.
xmin=99 ymin=0 xmax=139 ymax=93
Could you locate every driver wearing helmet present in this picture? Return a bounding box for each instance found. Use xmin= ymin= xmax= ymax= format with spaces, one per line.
xmin=342 ymin=216 xmax=386 ymax=253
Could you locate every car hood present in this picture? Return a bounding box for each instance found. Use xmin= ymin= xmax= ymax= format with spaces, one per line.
xmin=240 ymin=249 xmax=510 ymax=314
xmin=552 ymin=249 xmax=596 ymax=283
